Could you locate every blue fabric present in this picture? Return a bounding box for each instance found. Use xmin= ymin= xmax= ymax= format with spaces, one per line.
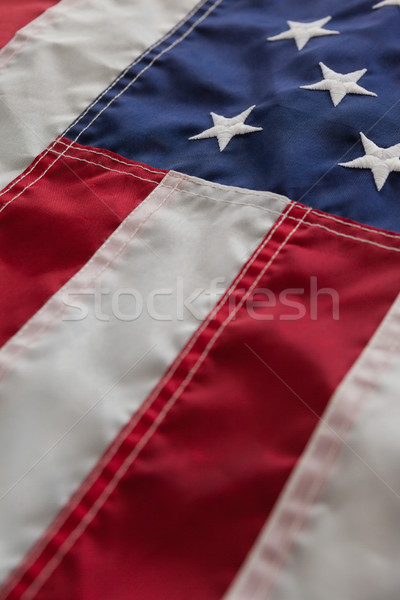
xmin=67 ymin=0 xmax=400 ymax=231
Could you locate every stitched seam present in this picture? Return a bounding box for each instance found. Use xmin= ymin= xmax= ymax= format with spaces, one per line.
xmin=48 ymin=150 xmax=165 ymax=185
xmin=13 ymin=136 xmax=399 ymax=244
xmin=72 ymin=0 xmax=224 ymax=146
xmin=0 ymin=175 xmax=183 ymax=383
xmin=52 ymin=144 xmax=400 ymax=242
xmin=112 ymin=211 xmax=289 ymax=437
xmin=50 ymin=147 xmax=288 ymax=209
xmin=0 ymin=0 xmax=221 ymax=209
xmin=4 ymin=206 xmax=292 ymax=597
xmin=250 ymin=308 xmax=400 ymax=600
xmin=55 ymin=141 xmax=163 ymax=176
xmin=46 ymin=148 xmax=288 ymax=214
xmin=303 ymin=209 xmax=400 ymax=239
xmin=264 ymin=409 xmax=363 ymax=599
xmin=0 ymin=169 xmax=287 ymax=375
xmin=295 ymin=220 xmax=400 ymax=252
xmin=55 ymin=143 xmax=288 ymax=208
xmin=21 ymin=208 xmax=307 ymax=600
xmin=47 ymin=153 xmax=400 ymax=252
xmin=0 ymin=0 xmax=398 ymax=247
xmin=165 ymin=172 xmax=400 ymax=240
xmin=59 ymin=142 xmax=400 ymax=245
xmin=25 ymin=140 xmax=400 ymax=245
xmin=0 ymin=0 xmax=209 ymax=199
xmin=22 ymin=147 xmax=400 ymax=249
xmin=61 ymin=0 xmax=210 ymax=139
xmin=0 ymin=150 xmax=48 ymax=200
xmin=28 ymin=150 xmax=400 ymax=253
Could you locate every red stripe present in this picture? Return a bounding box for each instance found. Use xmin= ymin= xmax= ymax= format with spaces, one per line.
xmin=0 ymin=138 xmax=166 ymax=349
xmin=0 ymin=1 xmax=62 ymax=50
xmin=4 ymin=203 xmax=400 ymax=600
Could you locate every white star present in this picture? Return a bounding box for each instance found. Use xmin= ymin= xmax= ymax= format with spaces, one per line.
xmin=373 ymin=0 xmax=400 ymax=9
xmin=189 ymin=105 xmax=263 ymax=152
xmin=267 ymin=16 xmax=340 ymax=51
xmin=339 ymin=133 xmax=400 ymax=191
xmin=301 ymin=62 xmax=377 ymax=106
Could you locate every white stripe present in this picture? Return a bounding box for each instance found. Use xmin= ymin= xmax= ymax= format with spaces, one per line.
xmin=0 ymin=172 xmax=289 ymax=583
xmin=224 ymin=293 xmax=400 ymax=600
xmin=0 ymin=0 xmax=205 ymax=191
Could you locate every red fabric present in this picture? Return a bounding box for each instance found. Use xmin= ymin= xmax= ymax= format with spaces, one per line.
xmin=5 ymin=205 xmax=400 ymax=600
xmin=0 ymin=0 xmax=61 ymax=49
xmin=0 ymin=138 xmax=166 ymax=348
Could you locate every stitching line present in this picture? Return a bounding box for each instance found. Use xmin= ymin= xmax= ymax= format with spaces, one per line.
xmin=12 ymin=144 xmax=400 ymax=251
xmin=61 ymin=0 xmax=210 ymax=141
xmin=263 ymin=392 xmax=375 ymax=599
xmin=5 ymin=205 xmax=293 ymax=599
xmin=0 ymin=175 xmax=183 ymax=384
xmin=72 ymin=0 xmax=224 ymax=146
xmin=52 ymin=143 xmax=400 ymax=240
xmin=55 ymin=141 xmax=286 ymax=205
xmin=0 ymin=0 xmax=398 ymax=248
xmin=0 ymin=0 xmax=209 ymax=200
xmin=0 ymin=0 xmax=223 ymax=213
xmin=246 ymin=305 xmax=400 ymax=600
xmin=55 ymin=140 xmax=163 ymax=176
xmin=33 ymin=149 xmax=400 ymax=253
xmin=303 ymin=209 xmax=400 ymax=240
xmin=48 ymin=149 xmax=165 ymax=183
xmin=21 ymin=208 xmax=308 ymax=600
xmin=50 ymin=144 xmax=400 ymax=242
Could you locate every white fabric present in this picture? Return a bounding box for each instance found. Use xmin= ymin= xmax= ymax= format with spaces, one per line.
xmin=224 ymin=294 xmax=400 ymax=600
xmin=0 ymin=172 xmax=289 ymax=583
xmin=0 ymin=0 xmax=205 ymax=191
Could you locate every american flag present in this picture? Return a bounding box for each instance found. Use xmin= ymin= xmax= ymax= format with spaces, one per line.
xmin=0 ymin=0 xmax=400 ymax=598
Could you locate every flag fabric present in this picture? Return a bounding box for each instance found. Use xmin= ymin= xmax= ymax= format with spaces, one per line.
xmin=0 ymin=1 xmax=400 ymax=599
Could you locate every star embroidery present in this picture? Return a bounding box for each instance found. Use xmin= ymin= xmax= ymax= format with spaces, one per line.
xmin=339 ymin=133 xmax=400 ymax=191
xmin=267 ymin=16 xmax=340 ymax=51
xmin=373 ymin=0 xmax=400 ymax=8
xmin=189 ymin=105 xmax=263 ymax=152
xmin=301 ymin=62 xmax=377 ymax=106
